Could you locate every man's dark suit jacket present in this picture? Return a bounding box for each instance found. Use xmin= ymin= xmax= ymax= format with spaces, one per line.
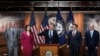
xmin=38 ymin=29 xmax=59 ymax=44
xmin=85 ymin=30 xmax=99 ymax=48
xmin=68 ymin=30 xmax=82 ymax=47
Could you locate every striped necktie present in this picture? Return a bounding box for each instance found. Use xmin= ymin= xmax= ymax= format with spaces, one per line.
xmin=72 ymin=31 xmax=75 ymax=37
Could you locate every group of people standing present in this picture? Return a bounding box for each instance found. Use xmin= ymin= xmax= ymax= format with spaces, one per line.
xmin=4 ymin=22 xmax=99 ymax=56
xmin=67 ymin=24 xmax=99 ymax=56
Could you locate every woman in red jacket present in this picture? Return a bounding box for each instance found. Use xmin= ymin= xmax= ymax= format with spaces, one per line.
xmin=21 ymin=25 xmax=35 ymax=56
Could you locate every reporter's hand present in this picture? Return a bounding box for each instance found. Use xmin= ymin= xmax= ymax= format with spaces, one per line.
xmin=67 ymin=45 xmax=69 ymax=48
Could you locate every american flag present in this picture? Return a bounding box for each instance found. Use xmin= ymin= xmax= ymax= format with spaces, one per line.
xmin=29 ymin=10 xmax=49 ymax=47
xmin=39 ymin=10 xmax=49 ymax=44
xmin=29 ymin=11 xmax=41 ymax=47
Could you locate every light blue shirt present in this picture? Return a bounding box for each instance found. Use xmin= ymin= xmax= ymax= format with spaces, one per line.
xmin=90 ymin=30 xmax=94 ymax=38
xmin=49 ymin=30 xmax=53 ymax=38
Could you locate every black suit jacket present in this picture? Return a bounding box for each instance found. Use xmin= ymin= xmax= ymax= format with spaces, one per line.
xmin=67 ymin=30 xmax=82 ymax=47
xmin=85 ymin=30 xmax=99 ymax=48
xmin=38 ymin=29 xmax=59 ymax=44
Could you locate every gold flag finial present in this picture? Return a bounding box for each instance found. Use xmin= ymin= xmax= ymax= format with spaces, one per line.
xmin=69 ymin=2 xmax=72 ymax=11
xmin=58 ymin=1 xmax=60 ymax=10
xmin=45 ymin=2 xmax=48 ymax=11
xmin=30 ymin=2 xmax=35 ymax=11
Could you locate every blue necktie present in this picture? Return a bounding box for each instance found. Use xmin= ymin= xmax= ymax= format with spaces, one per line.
xmin=12 ymin=29 xmax=14 ymax=35
xmin=49 ymin=30 xmax=52 ymax=44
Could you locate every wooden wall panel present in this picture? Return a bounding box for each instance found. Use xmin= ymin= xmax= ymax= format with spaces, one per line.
xmin=74 ymin=12 xmax=84 ymax=36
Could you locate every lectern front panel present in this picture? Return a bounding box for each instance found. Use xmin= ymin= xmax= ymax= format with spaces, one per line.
xmin=39 ymin=44 xmax=58 ymax=56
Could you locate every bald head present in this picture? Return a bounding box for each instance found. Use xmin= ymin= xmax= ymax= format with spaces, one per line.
xmin=89 ymin=24 xmax=94 ymax=30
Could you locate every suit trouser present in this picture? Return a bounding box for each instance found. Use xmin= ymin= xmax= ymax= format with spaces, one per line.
xmin=70 ymin=46 xmax=80 ymax=56
xmin=88 ymin=47 xmax=97 ymax=56
xmin=7 ymin=44 xmax=18 ymax=56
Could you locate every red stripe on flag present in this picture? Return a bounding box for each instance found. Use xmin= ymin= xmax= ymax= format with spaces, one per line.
xmin=33 ymin=26 xmax=41 ymax=45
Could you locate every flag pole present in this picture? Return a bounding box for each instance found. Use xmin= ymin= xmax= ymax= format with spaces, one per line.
xmin=30 ymin=3 xmax=39 ymax=49
xmin=69 ymin=2 xmax=75 ymax=24
xmin=58 ymin=1 xmax=60 ymax=10
xmin=69 ymin=2 xmax=72 ymax=12
xmin=31 ymin=3 xmax=34 ymax=12
xmin=44 ymin=1 xmax=48 ymax=29
xmin=58 ymin=1 xmax=59 ymax=9
xmin=45 ymin=1 xmax=48 ymax=11
xmin=30 ymin=3 xmax=34 ymax=32
xmin=55 ymin=1 xmax=60 ymax=28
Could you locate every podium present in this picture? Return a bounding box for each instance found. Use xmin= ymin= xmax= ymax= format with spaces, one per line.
xmin=39 ymin=44 xmax=58 ymax=56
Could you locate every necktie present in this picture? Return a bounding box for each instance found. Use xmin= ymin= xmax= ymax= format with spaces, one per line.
xmin=49 ymin=30 xmax=52 ymax=44
xmin=12 ymin=29 xmax=14 ymax=35
xmin=50 ymin=30 xmax=52 ymax=38
xmin=49 ymin=30 xmax=51 ymax=38
xmin=72 ymin=31 xmax=75 ymax=37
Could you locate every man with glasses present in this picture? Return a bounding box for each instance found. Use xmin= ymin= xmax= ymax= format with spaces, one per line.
xmin=67 ymin=24 xmax=82 ymax=56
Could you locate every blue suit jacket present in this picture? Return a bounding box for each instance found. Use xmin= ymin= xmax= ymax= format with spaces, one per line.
xmin=85 ymin=30 xmax=99 ymax=48
xmin=67 ymin=30 xmax=82 ymax=47
xmin=38 ymin=29 xmax=59 ymax=44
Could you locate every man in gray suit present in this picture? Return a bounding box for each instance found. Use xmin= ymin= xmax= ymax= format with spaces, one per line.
xmin=4 ymin=22 xmax=20 ymax=56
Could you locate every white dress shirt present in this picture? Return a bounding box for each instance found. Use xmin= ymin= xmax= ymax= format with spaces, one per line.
xmin=49 ymin=30 xmax=53 ymax=38
xmin=72 ymin=30 xmax=76 ymax=36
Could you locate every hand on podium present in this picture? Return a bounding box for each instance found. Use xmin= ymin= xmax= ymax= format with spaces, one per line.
xmin=33 ymin=46 xmax=35 ymax=50
xmin=95 ymin=46 xmax=98 ymax=50
xmin=21 ymin=46 xmax=23 ymax=50
xmin=85 ymin=46 xmax=88 ymax=50
xmin=67 ymin=45 xmax=69 ymax=48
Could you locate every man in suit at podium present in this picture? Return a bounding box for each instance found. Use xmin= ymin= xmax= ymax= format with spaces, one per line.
xmin=85 ymin=24 xmax=99 ymax=56
xmin=67 ymin=24 xmax=82 ymax=56
xmin=38 ymin=23 xmax=59 ymax=44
